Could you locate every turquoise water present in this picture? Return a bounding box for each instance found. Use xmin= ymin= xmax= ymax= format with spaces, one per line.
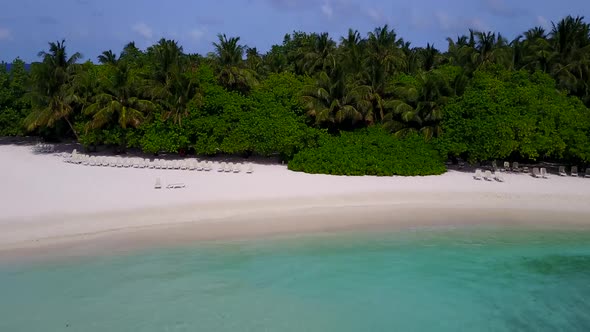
xmin=1 ymin=226 xmax=590 ymax=331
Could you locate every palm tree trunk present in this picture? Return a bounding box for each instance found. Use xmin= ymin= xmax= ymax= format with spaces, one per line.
xmin=64 ymin=116 xmax=79 ymax=141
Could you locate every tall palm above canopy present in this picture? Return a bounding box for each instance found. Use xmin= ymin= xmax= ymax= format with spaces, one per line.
xmin=338 ymin=29 xmax=365 ymax=78
xmin=212 ymin=33 xmax=258 ymax=92
xmin=549 ymin=16 xmax=590 ymax=103
xmin=24 ymin=39 xmax=82 ymax=138
xmin=364 ymin=25 xmax=404 ymax=93
xmin=300 ymin=32 xmax=337 ymax=76
xmin=98 ymin=50 xmax=118 ymax=65
xmin=147 ymin=38 xmax=185 ymax=85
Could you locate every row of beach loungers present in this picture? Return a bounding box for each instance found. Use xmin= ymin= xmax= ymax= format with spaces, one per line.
xmin=64 ymin=150 xmax=254 ymax=174
xmin=476 ymin=165 xmax=590 ymax=180
xmin=32 ymin=143 xmax=55 ymax=153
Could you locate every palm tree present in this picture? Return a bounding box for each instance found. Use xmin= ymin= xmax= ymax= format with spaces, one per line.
xmin=156 ymin=69 xmax=203 ymax=126
xmin=147 ymin=38 xmax=184 ymax=85
xmin=98 ymin=50 xmax=118 ymax=65
xmin=384 ymin=71 xmax=452 ymax=139
xmin=212 ymin=33 xmax=258 ymax=92
xmin=84 ymin=61 xmax=154 ymax=130
xmin=24 ymin=39 xmax=82 ymax=138
xmin=339 ymin=29 xmax=364 ymax=77
xmin=549 ymin=16 xmax=590 ymax=104
xmin=301 ymin=66 xmax=372 ymax=128
xmin=300 ymin=32 xmax=337 ymax=76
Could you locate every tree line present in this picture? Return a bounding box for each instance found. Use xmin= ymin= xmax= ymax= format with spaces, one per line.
xmin=1 ymin=15 xmax=589 ymax=175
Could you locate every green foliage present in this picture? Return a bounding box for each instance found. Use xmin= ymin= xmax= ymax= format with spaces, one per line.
xmin=441 ymin=68 xmax=590 ymax=162
xmin=288 ymin=127 xmax=446 ymax=176
xmin=0 ymin=59 xmax=30 ymax=136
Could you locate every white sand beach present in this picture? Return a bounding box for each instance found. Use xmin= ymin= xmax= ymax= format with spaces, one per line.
xmin=1 ymin=142 xmax=590 ymax=258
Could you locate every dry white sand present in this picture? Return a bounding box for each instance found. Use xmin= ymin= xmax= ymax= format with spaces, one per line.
xmin=1 ymin=143 xmax=590 ymax=258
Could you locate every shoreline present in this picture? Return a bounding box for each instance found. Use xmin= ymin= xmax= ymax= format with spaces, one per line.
xmin=2 ymin=192 xmax=590 ymax=262
xmin=2 ymin=143 xmax=590 ymax=262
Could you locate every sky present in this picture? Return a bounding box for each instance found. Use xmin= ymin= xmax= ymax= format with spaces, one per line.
xmin=1 ymin=0 xmax=589 ymax=63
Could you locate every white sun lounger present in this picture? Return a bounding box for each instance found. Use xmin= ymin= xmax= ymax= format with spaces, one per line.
xmin=180 ymin=161 xmax=187 ymax=170
xmin=494 ymin=172 xmax=504 ymax=182
xmin=195 ymin=161 xmax=202 ymax=171
xmin=558 ymin=166 xmax=567 ymax=176
xmin=166 ymin=183 xmax=186 ymax=189
xmin=585 ymin=168 xmax=590 ymax=178
xmin=484 ymin=170 xmax=493 ymax=181
xmin=154 ymin=177 xmax=162 ymax=189
xmin=246 ymin=163 xmax=254 ymax=174
xmin=205 ymin=161 xmax=212 ymax=171
xmin=225 ymin=162 xmax=233 ymax=172
xmin=188 ymin=160 xmax=195 ymax=171
xmin=473 ymin=169 xmax=483 ymax=180
xmin=218 ymin=162 xmax=226 ymax=172
xmin=503 ymin=161 xmax=510 ymax=172
xmin=532 ymin=167 xmax=541 ymax=178
xmin=512 ymin=162 xmax=520 ymax=172
xmin=540 ymin=167 xmax=549 ymax=179
xmin=233 ymin=163 xmax=241 ymax=173
xmin=571 ymin=166 xmax=578 ymax=177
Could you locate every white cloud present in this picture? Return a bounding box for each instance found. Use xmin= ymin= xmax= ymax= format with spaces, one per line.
xmin=366 ymin=7 xmax=385 ymax=24
xmin=435 ymin=11 xmax=487 ymax=32
xmin=0 ymin=27 xmax=12 ymax=40
xmin=536 ymin=15 xmax=548 ymax=27
xmin=321 ymin=1 xmax=333 ymax=18
xmin=189 ymin=28 xmax=206 ymax=41
xmin=132 ymin=22 xmax=153 ymax=39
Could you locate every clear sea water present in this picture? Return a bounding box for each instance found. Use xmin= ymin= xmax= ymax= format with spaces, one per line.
xmin=1 ymin=225 xmax=590 ymax=331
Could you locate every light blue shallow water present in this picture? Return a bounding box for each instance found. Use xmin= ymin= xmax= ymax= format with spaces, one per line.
xmin=1 ymin=226 xmax=590 ymax=331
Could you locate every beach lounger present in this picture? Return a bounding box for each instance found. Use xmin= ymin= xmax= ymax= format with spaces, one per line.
xmin=154 ymin=177 xmax=162 ymax=189
xmin=218 ymin=162 xmax=226 ymax=172
xmin=522 ymin=166 xmax=529 ymax=174
xmin=197 ymin=161 xmax=204 ymax=171
xmin=165 ymin=160 xmax=172 ymax=169
xmin=559 ymin=166 xmax=567 ymax=176
xmin=188 ymin=160 xmax=195 ymax=171
xmin=154 ymin=159 xmax=160 ymax=169
xmin=473 ymin=169 xmax=483 ymax=180
xmin=540 ymin=167 xmax=549 ymax=179
xmin=233 ymin=163 xmax=241 ymax=173
xmin=494 ymin=172 xmax=504 ymax=182
xmin=586 ymin=169 xmax=590 ymax=178
xmin=166 ymin=183 xmax=186 ymax=189
xmin=503 ymin=161 xmax=510 ymax=172
xmin=180 ymin=161 xmax=187 ymax=170
xmin=246 ymin=163 xmax=254 ymax=174
xmin=571 ymin=166 xmax=578 ymax=177
xmin=512 ymin=162 xmax=520 ymax=172
xmin=532 ymin=167 xmax=541 ymax=178
xmin=205 ymin=161 xmax=212 ymax=171
xmin=492 ymin=161 xmax=498 ymax=171
xmin=225 ymin=162 xmax=233 ymax=172
xmin=484 ymin=170 xmax=493 ymax=181
xmin=174 ymin=161 xmax=181 ymax=170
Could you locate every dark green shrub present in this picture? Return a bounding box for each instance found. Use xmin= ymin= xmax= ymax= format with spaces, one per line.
xmin=288 ymin=127 xmax=446 ymax=176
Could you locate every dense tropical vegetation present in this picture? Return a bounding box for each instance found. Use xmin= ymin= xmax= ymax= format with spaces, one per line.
xmin=1 ymin=15 xmax=590 ymax=175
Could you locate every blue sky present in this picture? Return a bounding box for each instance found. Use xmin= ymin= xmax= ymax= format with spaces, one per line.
xmin=1 ymin=0 xmax=588 ymax=63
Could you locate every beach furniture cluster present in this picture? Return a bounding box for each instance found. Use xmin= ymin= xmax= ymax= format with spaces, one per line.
xmin=64 ymin=150 xmax=255 ymax=174
xmin=484 ymin=161 xmax=590 ymax=179
xmin=473 ymin=169 xmax=504 ymax=182
xmin=32 ymin=143 xmax=55 ymax=153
